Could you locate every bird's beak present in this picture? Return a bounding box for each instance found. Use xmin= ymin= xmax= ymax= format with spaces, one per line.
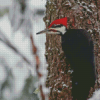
xmin=36 ymin=28 xmax=61 ymax=35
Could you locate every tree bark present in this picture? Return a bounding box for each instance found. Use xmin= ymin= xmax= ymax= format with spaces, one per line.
xmin=44 ymin=0 xmax=100 ymax=99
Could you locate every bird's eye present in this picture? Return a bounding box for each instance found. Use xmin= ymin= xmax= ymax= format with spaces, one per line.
xmin=52 ymin=24 xmax=60 ymax=27
xmin=52 ymin=24 xmax=56 ymax=27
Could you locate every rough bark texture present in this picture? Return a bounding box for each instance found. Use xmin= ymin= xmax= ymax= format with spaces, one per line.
xmin=44 ymin=0 xmax=100 ymax=99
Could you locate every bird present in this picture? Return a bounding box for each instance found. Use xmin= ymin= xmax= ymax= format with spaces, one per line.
xmin=36 ymin=17 xmax=96 ymax=100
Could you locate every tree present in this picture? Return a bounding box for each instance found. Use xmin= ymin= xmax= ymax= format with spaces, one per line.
xmin=44 ymin=0 xmax=100 ymax=99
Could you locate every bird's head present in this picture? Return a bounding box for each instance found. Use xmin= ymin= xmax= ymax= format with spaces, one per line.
xmin=36 ymin=17 xmax=67 ymax=35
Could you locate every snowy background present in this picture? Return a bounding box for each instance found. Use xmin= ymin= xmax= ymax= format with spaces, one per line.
xmin=0 ymin=0 xmax=47 ymax=100
xmin=0 ymin=0 xmax=99 ymax=100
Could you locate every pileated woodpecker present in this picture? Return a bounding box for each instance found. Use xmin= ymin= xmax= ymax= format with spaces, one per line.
xmin=36 ymin=17 xmax=96 ymax=100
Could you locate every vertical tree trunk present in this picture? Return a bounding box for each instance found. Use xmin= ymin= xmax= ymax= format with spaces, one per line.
xmin=44 ymin=0 xmax=100 ymax=99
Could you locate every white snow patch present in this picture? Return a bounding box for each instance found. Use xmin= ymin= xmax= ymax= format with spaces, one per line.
xmin=0 ymin=15 xmax=12 ymax=40
xmin=0 ymin=0 xmax=12 ymax=7
xmin=89 ymin=89 xmax=100 ymax=100
xmin=28 ymin=0 xmax=46 ymax=9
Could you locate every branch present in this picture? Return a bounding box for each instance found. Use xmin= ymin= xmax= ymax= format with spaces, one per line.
xmin=0 ymin=29 xmax=32 ymax=66
xmin=30 ymin=34 xmax=48 ymax=100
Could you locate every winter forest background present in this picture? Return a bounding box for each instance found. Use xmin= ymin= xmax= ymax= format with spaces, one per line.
xmin=0 ymin=0 xmax=47 ymax=100
xmin=0 ymin=0 xmax=100 ymax=100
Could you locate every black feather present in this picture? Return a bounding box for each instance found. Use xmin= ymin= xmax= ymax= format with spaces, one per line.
xmin=61 ymin=29 xmax=96 ymax=100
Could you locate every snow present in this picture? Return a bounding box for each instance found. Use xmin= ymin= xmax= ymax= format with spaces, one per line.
xmin=89 ymin=89 xmax=100 ymax=100
xmin=0 ymin=15 xmax=33 ymax=98
xmin=89 ymin=3 xmax=96 ymax=8
xmin=0 ymin=15 xmax=12 ymax=40
xmin=12 ymin=65 xmax=29 ymax=96
xmin=0 ymin=0 xmax=46 ymax=99
xmin=28 ymin=0 xmax=46 ymax=10
xmin=0 ymin=0 xmax=12 ymax=8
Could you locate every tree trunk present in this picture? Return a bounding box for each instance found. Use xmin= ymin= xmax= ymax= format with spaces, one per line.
xmin=44 ymin=0 xmax=100 ymax=99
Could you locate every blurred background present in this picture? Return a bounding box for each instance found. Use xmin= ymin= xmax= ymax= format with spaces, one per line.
xmin=0 ymin=0 xmax=47 ymax=100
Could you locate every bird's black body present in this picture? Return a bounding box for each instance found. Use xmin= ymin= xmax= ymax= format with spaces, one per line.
xmin=61 ymin=29 xmax=96 ymax=100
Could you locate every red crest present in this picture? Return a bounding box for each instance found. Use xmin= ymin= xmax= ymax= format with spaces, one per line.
xmin=48 ymin=17 xmax=67 ymax=28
